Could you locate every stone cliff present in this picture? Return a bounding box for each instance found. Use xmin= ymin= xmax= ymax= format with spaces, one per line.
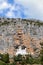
xmin=0 ymin=18 xmax=43 ymax=57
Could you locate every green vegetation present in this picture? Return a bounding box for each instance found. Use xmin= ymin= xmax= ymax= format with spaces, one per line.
xmin=0 ymin=61 xmax=6 ymax=65
xmin=35 ymin=21 xmax=43 ymax=27
xmin=14 ymin=54 xmax=41 ymax=65
xmin=14 ymin=54 xmax=22 ymax=62
xmin=0 ymin=19 xmax=43 ymax=27
xmin=0 ymin=21 xmax=10 ymax=26
xmin=0 ymin=53 xmax=9 ymax=63
xmin=2 ymin=53 xmax=9 ymax=63
xmin=22 ymin=19 xmax=43 ymax=26
xmin=40 ymin=42 xmax=43 ymax=65
xmin=0 ymin=53 xmax=42 ymax=65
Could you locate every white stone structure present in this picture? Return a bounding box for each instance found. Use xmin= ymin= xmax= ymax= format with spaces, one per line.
xmin=16 ymin=46 xmax=28 ymax=55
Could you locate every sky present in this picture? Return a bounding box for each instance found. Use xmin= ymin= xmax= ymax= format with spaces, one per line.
xmin=0 ymin=0 xmax=43 ymax=21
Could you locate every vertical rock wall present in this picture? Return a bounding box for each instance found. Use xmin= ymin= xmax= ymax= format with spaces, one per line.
xmin=0 ymin=18 xmax=43 ymax=57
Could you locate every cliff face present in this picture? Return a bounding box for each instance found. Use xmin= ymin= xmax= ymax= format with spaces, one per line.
xmin=0 ymin=18 xmax=43 ymax=57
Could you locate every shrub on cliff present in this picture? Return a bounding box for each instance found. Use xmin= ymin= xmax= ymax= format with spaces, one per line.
xmin=2 ymin=53 xmax=9 ymax=63
xmin=0 ymin=61 xmax=6 ymax=65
